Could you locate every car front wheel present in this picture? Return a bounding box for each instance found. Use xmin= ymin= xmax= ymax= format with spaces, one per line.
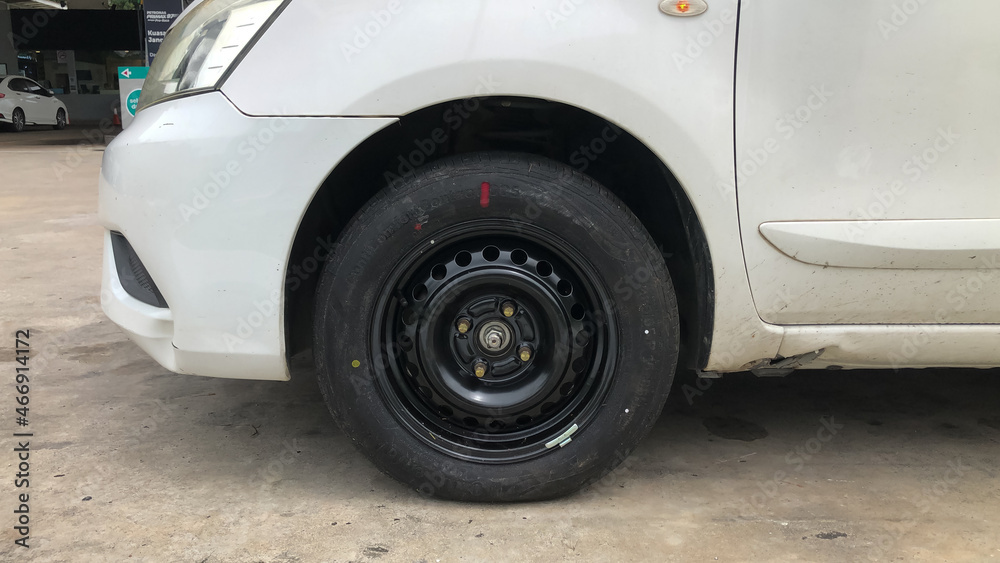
xmin=54 ymin=108 xmax=66 ymax=130
xmin=314 ymin=152 xmax=679 ymax=501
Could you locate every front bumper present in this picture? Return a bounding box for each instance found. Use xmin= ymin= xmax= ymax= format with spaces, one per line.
xmin=99 ymin=92 xmax=395 ymax=380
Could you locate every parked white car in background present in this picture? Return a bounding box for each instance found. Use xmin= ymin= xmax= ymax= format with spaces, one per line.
xmin=0 ymin=75 xmax=68 ymax=132
xmin=99 ymin=0 xmax=1000 ymax=501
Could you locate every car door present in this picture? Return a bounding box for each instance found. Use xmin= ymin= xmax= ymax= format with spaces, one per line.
xmin=9 ymin=78 xmax=41 ymax=123
xmin=735 ymin=1 xmax=1000 ymax=325
xmin=6 ymin=78 xmax=28 ymax=119
xmin=23 ymin=79 xmax=56 ymax=124
xmin=21 ymin=79 xmax=52 ymax=124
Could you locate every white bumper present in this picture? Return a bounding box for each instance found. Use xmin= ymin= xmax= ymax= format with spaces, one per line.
xmin=99 ymin=92 xmax=395 ymax=380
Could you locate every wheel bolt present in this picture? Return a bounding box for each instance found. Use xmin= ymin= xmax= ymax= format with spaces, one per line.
xmin=456 ymin=318 xmax=472 ymax=334
xmin=518 ymin=345 xmax=533 ymax=362
xmin=474 ymin=361 xmax=488 ymax=378
xmin=502 ymin=301 xmax=517 ymax=317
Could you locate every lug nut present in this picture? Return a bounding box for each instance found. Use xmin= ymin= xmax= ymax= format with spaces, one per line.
xmin=501 ymin=301 xmax=517 ymax=317
xmin=456 ymin=318 xmax=472 ymax=334
xmin=518 ymin=345 xmax=533 ymax=362
xmin=473 ymin=361 xmax=488 ymax=378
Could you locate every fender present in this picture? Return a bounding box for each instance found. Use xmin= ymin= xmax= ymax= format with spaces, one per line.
xmin=221 ymin=0 xmax=782 ymax=370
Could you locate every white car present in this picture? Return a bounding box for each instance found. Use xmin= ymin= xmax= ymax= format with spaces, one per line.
xmin=99 ymin=0 xmax=1000 ymax=501
xmin=0 ymin=75 xmax=68 ymax=132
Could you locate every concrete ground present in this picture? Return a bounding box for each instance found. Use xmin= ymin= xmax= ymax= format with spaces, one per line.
xmin=1 ymin=127 xmax=999 ymax=562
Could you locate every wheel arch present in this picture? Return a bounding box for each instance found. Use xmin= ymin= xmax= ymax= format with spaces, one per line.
xmin=284 ymin=97 xmax=715 ymax=372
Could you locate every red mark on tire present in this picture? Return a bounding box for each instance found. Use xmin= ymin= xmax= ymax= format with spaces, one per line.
xmin=480 ymin=182 xmax=490 ymax=208
xmin=414 ymin=223 xmax=422 ymax=231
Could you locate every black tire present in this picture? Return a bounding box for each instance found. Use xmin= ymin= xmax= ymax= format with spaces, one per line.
xmin=54 ymin=108 xmax=66 ymax=130
xmin=314 ymin=152 xmax=679 ymax=501
xmin=10 ymin=108 xmax=25 ymax=132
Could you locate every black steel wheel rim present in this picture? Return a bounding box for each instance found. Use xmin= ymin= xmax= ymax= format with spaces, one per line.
xmin=370 ymin=220 xmax=618 ymax=463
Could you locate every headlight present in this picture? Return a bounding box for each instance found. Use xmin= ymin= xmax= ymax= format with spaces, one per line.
xmin=137 ymin=0 xmax=284 ymax=111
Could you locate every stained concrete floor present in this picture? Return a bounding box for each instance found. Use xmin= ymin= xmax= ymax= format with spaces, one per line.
xmin=1 ymin=127 xmax=999 ymax=562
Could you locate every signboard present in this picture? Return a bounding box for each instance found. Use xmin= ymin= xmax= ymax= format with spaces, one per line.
xmin=119 ymin=67 xmax=148 ymax=80
xmin=144 ymin=0 xmax=184 ymax=66
xmin=118 ymin=66 xmax=148 ymax=129
xmin=61 ymin=50 xmax=78 ymax=93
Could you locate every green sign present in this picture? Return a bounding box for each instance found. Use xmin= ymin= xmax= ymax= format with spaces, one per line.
xmin=126 ymin=89 xmax=142 ymax=116
xmin=119 ymin=66 xmax=148 ymax=80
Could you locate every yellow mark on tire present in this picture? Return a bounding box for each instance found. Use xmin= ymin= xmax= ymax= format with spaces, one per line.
xmin=351 ymin=360 xmax=361 ymax=368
